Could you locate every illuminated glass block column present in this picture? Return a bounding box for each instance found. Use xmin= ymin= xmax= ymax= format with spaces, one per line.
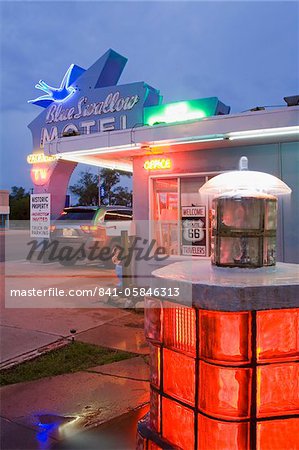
xmin=136 ymin=261 xmax=299 ymax=450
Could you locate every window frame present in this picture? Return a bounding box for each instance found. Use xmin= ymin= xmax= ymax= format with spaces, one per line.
xmin=149 ymin=171 xmax=223 ymax=258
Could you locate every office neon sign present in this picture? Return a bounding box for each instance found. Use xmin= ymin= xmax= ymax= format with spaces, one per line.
xmin=144 ymin=158 xmax=172 ymax=171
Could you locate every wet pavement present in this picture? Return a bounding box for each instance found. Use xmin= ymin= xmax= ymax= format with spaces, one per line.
xmin=1 ymin=358 xmax=149 ymax=449
xmin=1 ymin=405 xmax=148 ymax=450
xmin=1 ymin=236 xmax=150 ymax=449
xmin=0 ymin=326 xmax=60 ymax=364
xmin=50 ymin=405 xmax=148 ymax=450
xmin=1 ymin=416 xmax=57 ymax=450
xmin=1 ymin=259 xmax=148 ymax=366
xmin=1 ymin=357 xmax=149 ymax=430
xmin=76 ymin=313 xmax=148 ymax=355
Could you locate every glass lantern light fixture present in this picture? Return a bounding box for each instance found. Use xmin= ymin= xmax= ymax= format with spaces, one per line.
xmin=199 ymin=157 xmax=292 ymax=268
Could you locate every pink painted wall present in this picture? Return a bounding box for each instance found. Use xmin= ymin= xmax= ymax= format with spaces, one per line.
xmin=33 ymin=160 xmax=77 ymax=218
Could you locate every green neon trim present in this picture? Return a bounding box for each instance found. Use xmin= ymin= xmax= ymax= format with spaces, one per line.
xmin=144 ymin=97 xmax=223 ymax=126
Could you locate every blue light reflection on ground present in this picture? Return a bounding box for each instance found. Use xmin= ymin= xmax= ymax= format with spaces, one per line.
xmin=35 ymin=420 xmax=59 ymax=449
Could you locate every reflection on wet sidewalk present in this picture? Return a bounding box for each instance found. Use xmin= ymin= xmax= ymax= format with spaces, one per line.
xmin=50 ymin=405 xmax=148 ymax=450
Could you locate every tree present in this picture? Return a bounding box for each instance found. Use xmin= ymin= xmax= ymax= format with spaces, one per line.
xmin=69 ymin=170 xmax=99 ymax=205
xmin=110 ymin=186 xmax=132 ymax=207
xmin=70 ymin=169 xmax=132 ymax=206
xmin=98 ymin=168 xmax=120 ymax=205
xmin=99 ymin=168 xmax=132 ymax=205
xmin=10 ymin=186 xmax=28 ymax=201
xmin=9 ymin=186 xmax=30 ymax=220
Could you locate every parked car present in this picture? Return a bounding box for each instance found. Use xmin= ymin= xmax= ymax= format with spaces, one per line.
xmin=50 ymin=205 xmax=132 ymax=266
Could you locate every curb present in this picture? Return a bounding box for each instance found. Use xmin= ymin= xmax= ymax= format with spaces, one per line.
xmin=0 ymin=338 xmax=68 ymax=370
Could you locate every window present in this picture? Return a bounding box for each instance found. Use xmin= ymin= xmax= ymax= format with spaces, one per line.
xmin=57 ymin=209 xmax=97 ymax=221
xmin=153 ymin=178 xmax=178 ymax=255
xmin=152 ymin=175 xmax=217 ymax=256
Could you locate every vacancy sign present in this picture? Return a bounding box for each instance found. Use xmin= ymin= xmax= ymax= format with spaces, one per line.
xmin=30 ymin=193 xmax=51 ymax=238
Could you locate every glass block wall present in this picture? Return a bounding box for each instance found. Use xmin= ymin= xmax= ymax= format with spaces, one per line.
xmin=137 ymin=298 xmax=299 ymax=450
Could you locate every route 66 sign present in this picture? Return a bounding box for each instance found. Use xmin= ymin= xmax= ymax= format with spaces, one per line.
xmin=182 ymin=218 xmax=205 ymax=242
xmin=181 ymin=206 xmax=207 ymax=256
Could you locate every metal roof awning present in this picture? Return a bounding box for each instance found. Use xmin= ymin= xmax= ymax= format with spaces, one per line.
xmin=44 ymin=107 xmax=299 ymax=172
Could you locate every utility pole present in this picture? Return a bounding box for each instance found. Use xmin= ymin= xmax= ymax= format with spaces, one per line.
xmin=98 ymin=168 xmax=101 ymax=206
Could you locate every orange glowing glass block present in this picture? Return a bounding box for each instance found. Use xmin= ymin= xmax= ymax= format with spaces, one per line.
xmin=149 ymin=343 xmax=161 ymax=389
xmin=150 ymin=389 xmax=161 ymax=433
xmin=199 ymin=361 xmax=252 ymax=419
xmin=162 ymin=397 xmax=194 ymax=450
xmin=163 ymin=301 xmax=196 ymax=356
xmin=163 ymin=348 xmax=195 ymax=406
xmin=148 ymin=442 xmax=163 ymax=450
xmin=257 ymin=309 xmax=299 ymax=362
xmin=136 ymin=431 xmax=146 ymax=450
xmin=199 ymin=310 xmax=251 ymax=365
xmin=257 ymin=418 xmax=299 ymax=450
xmin=145 ymin=297 xmax=162 ymax=343
xmin=257 ymin=363 xmax=299 ymax=417
xmin=198 ymin=414 xmax=250 ymax=450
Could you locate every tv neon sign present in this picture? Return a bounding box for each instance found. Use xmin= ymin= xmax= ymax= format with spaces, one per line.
xmin=30 ymin=167 xmax=50 ymax=185
xmin=144 ymin=158 xmax=172 ymax=171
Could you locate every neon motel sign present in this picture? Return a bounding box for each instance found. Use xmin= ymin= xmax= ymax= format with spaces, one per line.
xmin=28 ymin=50 xmax=162 ymax=153
xmin=40 ymin=92 xmax=139 ymax=147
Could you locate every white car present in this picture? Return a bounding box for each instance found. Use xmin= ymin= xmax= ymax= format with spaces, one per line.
xmin=50 ymin=205 xmax=132 ymax=266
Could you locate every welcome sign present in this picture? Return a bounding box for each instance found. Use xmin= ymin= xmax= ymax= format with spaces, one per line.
xmin=28 ymin=49 xmax=162 ymax=152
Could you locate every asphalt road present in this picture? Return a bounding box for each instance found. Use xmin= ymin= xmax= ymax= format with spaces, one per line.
xmin=1 ymin=229 xmax=31 ymax=262
xmin=2 ymin=228 xmax=47 ymax=262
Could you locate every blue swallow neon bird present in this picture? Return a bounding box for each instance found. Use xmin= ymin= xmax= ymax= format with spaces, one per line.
xmin=28 ymin=64 xmax=77 ymax=106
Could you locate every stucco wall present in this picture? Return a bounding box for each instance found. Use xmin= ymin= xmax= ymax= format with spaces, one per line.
xmin=0 ymin=190 xmax=9 ymax=208
xmin=132 ymin=140 xmax=299 ymax=281
xmin=0 ymin=190 xmax=10 ymax=215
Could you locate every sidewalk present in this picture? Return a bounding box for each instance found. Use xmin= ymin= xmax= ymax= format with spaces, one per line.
xmin=1 ymin=357 xmax=149 ymax=450
xmin=50 ymin=405 xmax=149 ymax=450
xmin=1 ymin=260 xmax=146 ymax=366
xmin=1 ymin=260 xmax=150 ymax=449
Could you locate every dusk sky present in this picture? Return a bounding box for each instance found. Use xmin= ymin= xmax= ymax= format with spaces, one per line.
xmin=0 ymin=1 xmax=298 ymax=191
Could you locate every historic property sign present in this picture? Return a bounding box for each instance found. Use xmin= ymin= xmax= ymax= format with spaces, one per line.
xmin=30 ymin=193 xmax=51 ymax=238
